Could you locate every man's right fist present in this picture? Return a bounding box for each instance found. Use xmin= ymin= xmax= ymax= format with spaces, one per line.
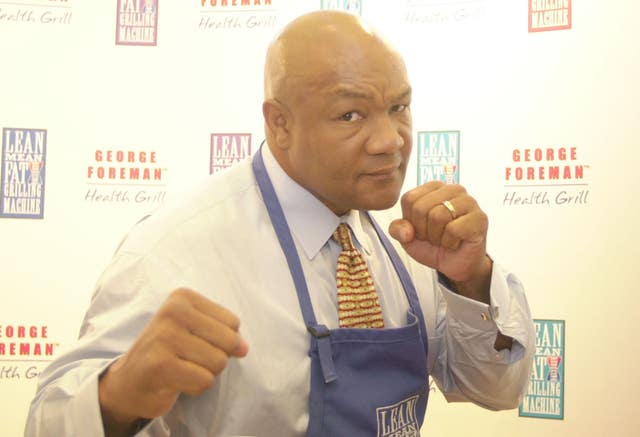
xmin=98 ymin=288 xmax=248 ymax=435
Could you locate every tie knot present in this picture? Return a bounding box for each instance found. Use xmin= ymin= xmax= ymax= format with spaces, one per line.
xmin=333 ymin=223 xmax=355 ymax=251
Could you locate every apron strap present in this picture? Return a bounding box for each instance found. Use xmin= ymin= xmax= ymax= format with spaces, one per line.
xmin=253 ymin=148 xmax=338 ymax=384
xmin=252 ymin=146 xmax=318 ymax=327
xmin=308 ymin=325 xmax=338 ymax=383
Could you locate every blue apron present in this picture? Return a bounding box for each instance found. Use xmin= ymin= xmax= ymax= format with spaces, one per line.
xmin=253 ymin=148 xmax=430 ymax=436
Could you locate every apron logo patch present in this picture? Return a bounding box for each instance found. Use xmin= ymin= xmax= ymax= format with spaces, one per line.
xmin=376 ymin=394 xmax=420 ymax=437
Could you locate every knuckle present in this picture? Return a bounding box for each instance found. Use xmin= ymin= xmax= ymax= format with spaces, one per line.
xmin=444 ymin=230 xmax=461 ymax=248
xmin=156 ymin=303 xmax=175 ymax=320
xmin=428 ymin=205 xmax=448 ymax=226
xmin=410 ymin=199 xmax=426 ymax=220
xmin=226 ymin=313 xmax=241 ymax=331
xmin=171 ymin=287 xmax=191 ymax=300
xmin=400 ymin=190 xmax=417 ymax=210
xmin=160 ymin=298 xmax=191 ymax=324
xmin=210 ymin=303 xmax=239 ymax=330
xmin=155 ymin=324 xmax=178 ymax=344
xmin=449 ymin=239 xmax=462 ymax=251
xmin=229 ymin=332 xmax=242 ymax=352
xmin=184 ymin=372 xmax=214 ymax=396
xmin=156 ymin=304 xmax=182 ymax=327
xmin=451 ymin=183 xmax=467 ymax=194
xmin=465 ymin=196 xmax=479 ymax=211
xmin=194 ymin=373 xmax=215 ymax=393
xmin=441 ymin=236 xmax=455 ymax=250
xmin=480 ymin=210 xmax=489 ymax=225
xmin=147 ymin=352 xmax=174 ymax=377
xmin=227 ymin=332 xmax=245 ymax=356
xmin=212 ymin=352 xmax=229 ymax=374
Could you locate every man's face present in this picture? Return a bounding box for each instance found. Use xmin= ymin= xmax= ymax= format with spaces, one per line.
xmin=282 ymin=41 xmax=412 ymax=215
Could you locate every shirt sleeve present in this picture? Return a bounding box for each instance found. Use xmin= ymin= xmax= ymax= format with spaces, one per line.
xmin=23 ymin=251 xmax=176 ymax=437
xmin=24 ymin=359 xmax=110 ymax=437
xmin=427 ymin=261 xmax=535 ymax=410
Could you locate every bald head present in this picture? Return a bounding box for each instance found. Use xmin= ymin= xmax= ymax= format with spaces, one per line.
xmin=264 ymin=11 xmax=404 ymax=104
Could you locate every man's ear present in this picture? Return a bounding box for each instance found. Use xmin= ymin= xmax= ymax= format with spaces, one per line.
xmin=263 ymin=99 xmax=291 ymax=150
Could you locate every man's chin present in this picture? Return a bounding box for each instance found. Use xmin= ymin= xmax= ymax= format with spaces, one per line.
xmin=358 ymin=191 xmax=402 ymax=211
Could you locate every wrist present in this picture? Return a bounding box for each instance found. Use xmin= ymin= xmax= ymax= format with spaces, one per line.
xmin=99 ymin=360 xmax=141 ymax=437
xmin=444 ymin=255 xmax=493 ymax=304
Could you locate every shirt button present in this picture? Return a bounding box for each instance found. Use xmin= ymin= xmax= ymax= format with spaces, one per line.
xmin=494 ymin=352 xmax=503 ymax=361
xmin=481 ymin=313 xmax=489 ymax=321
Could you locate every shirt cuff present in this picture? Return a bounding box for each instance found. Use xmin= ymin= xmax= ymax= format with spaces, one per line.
xmin=71 ymin=358 xmax=168 ymax=437
xmin=66 ymin=362 xmax=113 ymax=436
xmin=437 ymin=261 xmax=526 ymax=365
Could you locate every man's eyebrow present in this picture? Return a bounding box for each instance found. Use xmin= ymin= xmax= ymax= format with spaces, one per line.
xmin=394 ymin=87 xmax=412 ymax=101
xmin=329 ymin=86 xmax=412 ymax=101
xmin=331 ymin=87 xmax=372 ymax=100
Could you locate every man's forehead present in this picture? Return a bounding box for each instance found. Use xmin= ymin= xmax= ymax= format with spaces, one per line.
xmin=288 ymin=54 xmax=410 ymax=95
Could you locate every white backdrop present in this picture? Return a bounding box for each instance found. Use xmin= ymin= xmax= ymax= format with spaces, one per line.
xmin=1 ymin=0 xmax=639 ymax=436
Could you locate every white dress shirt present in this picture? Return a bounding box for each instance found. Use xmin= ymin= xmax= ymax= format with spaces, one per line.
xmin=25 ymin=146 xmax=535 ymax=437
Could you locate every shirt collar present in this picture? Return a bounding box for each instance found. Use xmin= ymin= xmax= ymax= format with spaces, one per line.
xmin=341 ymin=209 xmax=373 ymax=256
xmin=261 ymin=146 xmax=372 ymax=259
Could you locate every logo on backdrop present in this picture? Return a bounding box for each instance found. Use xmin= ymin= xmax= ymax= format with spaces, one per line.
xmin=320 ymin=0 xmax=362 ymax=15
xmin=417 ymin=130 xmax=460 ymax=185
xmin=0 ymin=128 xmax=46 ymax=219
xmin=0 ymin=0 xmax=73 ymax=25
xmin=376 ymin=394 xmax=420 ymax=437
xmin=0 ymin=324 xmax=60 ymax=382
xmin=85 ymin=148 xmax=167 ymax=205
xmin=519 ymin=319 xmax=565 ymax=419
xmin=503 ymin=146 xmax=590 ymax=207
xmin=529 ymin=0 xmax=571 ymax=32
xmin=199 ymin=0 xmax=277 ymax=31
xmin=116 ymin=0 xmax=159 ymax=46
xmin=210 ymin=133 xmax=251 ymax=174
xmin=405 ymin=0 xmax=487 ymax=26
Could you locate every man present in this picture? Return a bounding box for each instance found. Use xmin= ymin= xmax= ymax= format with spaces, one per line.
xmin=26 ymin=10 xmax=534 ymax=437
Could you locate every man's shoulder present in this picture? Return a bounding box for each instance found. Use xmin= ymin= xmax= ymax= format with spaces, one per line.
xmin=116 ymin=158 xmax=261 ymax=256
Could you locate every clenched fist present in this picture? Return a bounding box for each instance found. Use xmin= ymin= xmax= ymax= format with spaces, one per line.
xmin=389 ymin=181 xmax=492 ymax=303
xmin=98 ymin=288 xmax=248 ymax=436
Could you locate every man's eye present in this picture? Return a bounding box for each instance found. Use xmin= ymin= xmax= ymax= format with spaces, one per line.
xmin=339 ymin=111 xmax=363 ymax=122
xmin=391 ymin=104 xmax=408 ymax=113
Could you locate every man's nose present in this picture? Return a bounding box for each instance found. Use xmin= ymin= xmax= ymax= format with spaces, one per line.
xmin=365 ymin=115 xmax=405 ymax=154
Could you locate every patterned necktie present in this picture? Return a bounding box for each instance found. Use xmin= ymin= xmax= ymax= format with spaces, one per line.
xmin=333 ymin=223 xmax=384 ymax=329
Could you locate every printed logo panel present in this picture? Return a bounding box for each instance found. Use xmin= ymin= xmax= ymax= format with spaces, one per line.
xmin=320 ymin=0 xmax=362 ymax=15
xmin=405 ymin=0 xmax=488 ymax=26
xmin=210 ymin=133 xmax=251 ymax=174
xmin=0 ymin=128 xmax=47 ymax=219
xmin=85 ymin=148 xmax=167 ymax=206
xmin=0 ymin=0 xmax=73 ymax=26
xmin=199 ymin=0 xmax=277 ymax=31
xmin=503 ymin=146 xmax=591 ymax=208
xmin=417 ymin=130 xmax=460 ymax=185
xmin=376 ymin=394 xmax=420 ymax=437
xmin=519 ymin=319 xmax=565 ymax=419
xmin=529 ymin=0 xmax=571 ymax=32
xmin=0 ymin=323 xmax=61 ymax=383
xmin=116 ymin=0 xmax=159 ymax=46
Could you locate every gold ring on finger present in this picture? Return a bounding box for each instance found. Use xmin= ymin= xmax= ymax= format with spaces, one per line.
xmin=441 ymin=200 xmax=457 ymax=220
